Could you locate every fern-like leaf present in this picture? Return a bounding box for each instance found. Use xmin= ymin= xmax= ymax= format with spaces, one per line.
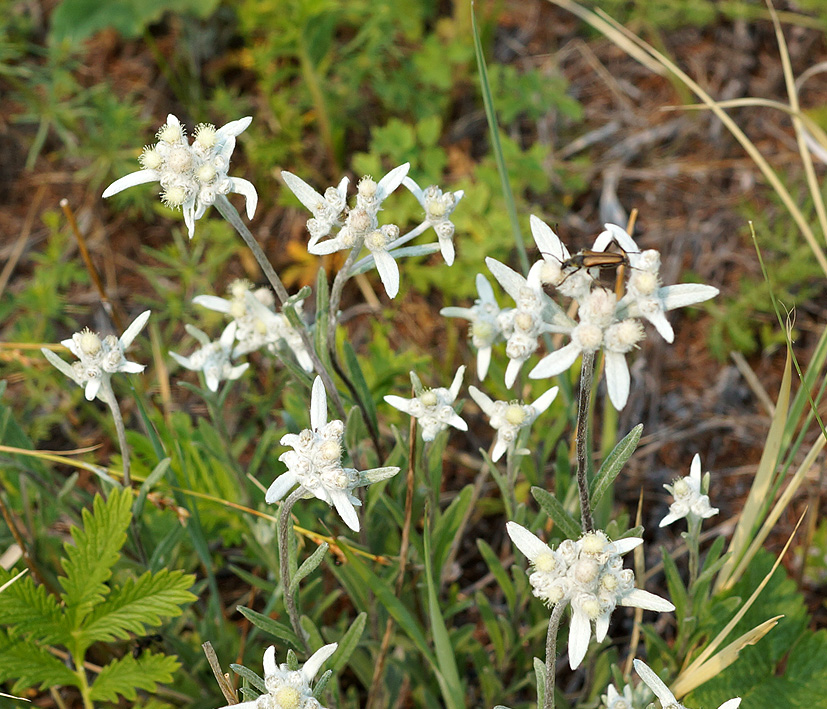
xmin=59 ymin=488 xmax=132 ymax=622
xmin=0 ymin=570 xmax=68 ymax=646
xmin=89 ymin=651 xmax=180 ymax=702
xmin=0 ymin=640 xmax=80 ymax=693
xmin=79 ymin=569 xmax=196 ymax=645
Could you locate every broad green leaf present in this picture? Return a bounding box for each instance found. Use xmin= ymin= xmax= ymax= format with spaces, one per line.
xmin=236 ymin=606 xmax=300 ymax=647
xmin=530 ymin=487 xmax=581 ymax=540
xmin=331 ymin=611 xmax=366 ymax=673
xmin=590 ymin=424 xmax=643 ymax=505
xmin=89 ymin=651 xmax=180 ymax=701
xmin=60 ymin=488 xmax=132 ymax=619
xmin=0 ymin=640 xmax=80 ymax=692
xmin=0 ymin=570 xmax=68 ymax=645
xmin=79 ymin=569 xmax=196 ymax=645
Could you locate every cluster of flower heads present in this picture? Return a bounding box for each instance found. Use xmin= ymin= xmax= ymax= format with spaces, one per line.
xmin=222 ymin=644 xmax=336 ymax=709
xmin=169 ymin=322 xmax=249 ymax=393
xmin=102 ymin=115 xmax=257 ymax=238
xmin=660 ymin=453 xmax=719 ymax=528
xmin=42 ymin=311 xmax=151 ymax=401
xmin=506 ymin=522 xmax=675 ymax=669
xmin=266 ymin=377 xmax=399 ymax=532
xmin=633 ymin=659 xmax=741 ymax=709
xmin=282 ymin=166 xmax=463 ymax=298
xmin=443 ymin=216 xmax=719 ymax=408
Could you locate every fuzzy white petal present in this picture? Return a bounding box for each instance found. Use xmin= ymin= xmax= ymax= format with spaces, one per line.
xmin=373 ymin=250 xmax=400 ymax=298
xmin=568 ymin=607 xmax=592 ymax=669
xmin=85 ymin=378 xmax=101 ymax=401
xmin=504 ymin=358 xmax=523 ymax=388
xmin=119 ymin=310 xmax=151 ymax=349
xmin=401 ymin=175 xmax=425 ymax=202
xmin=42 ymin=348 xmax=80 ymax=383
xmin=633 ymin=660 xmax=676 ymax=706
xmin=376 ymin=163 xmax=410 ymax=201
xmin=604 ymin=351 xmax=631 ymax=410
xmin=193 ymin=295 xmax=232 ymax=313
xmin=265 ymin=471 xmax=298 ymax=504
xmin=530 ymin=386 xmax=559 ymax=415
xmin=605 ymin=537 xmax=643 ymax=555
xmin=310 ymin=376 xmax=327 ymax=431
xmin=262 ymin=645 xmax=277 ymax=676
xmin=620 ymin=588 xmax=675 ymax=612
xmin=468 ymin=386 xmax=495 ymax=415
xmin=330 ymin=488 xmax=360 ymax=532
xmin=477 ymin=346 xmax=492 ymax=381
xmin=281 ymin=171 xmax=326 ymax=213
xmin=228 ymin=177 xmax=258 ymax=219
xmin=530 ymin=214 xmax=569 ymax=260
xmin=595 ymin=612 xmax=610 ymax=643
xmin=383 ymin=395 xmax=412 ymax=414
xmin=529 ymin=342 xmax=581 ymax=379
xmin=505 ymin=522 xmax=549 ymax=561
xmin=102 ymin=169 xmax=159 ymax=198
xmin=485 ymin=257 xmax=525 ymax=302
xmin=301 ymin=642 xmax=338 ymax=681
xmin=717 ymin=699 xmax=742 ymax=709
xmin=660 ymin=283 xmax=720 ymax=310
xmin=449 ymin=365 xmax=466 ymax=399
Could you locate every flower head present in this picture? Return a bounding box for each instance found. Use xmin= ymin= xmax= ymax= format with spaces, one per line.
xmin=506 ymin=522 xmax=674 ymax=669
xmin=193 ymin=281 xmax=313 ymax=370
xmin=383 ymin=366 xmax=468 ymax=441
xmin=41 ymin=311 xmax=151 ymax=401
xmin=102 ymin=114 xmax=257 ymax=238
xmin=633 ymin=659 xmax=741 ymax=709
xmin=660 ymin=454 xmax=719 ymax=528
xmin=468 ymin=385 xmax=558 ymax=461
xmin=440 ymin=274 xmax=509 ymax=380
xmin=224 ymin=644 xmax=337 ymax=709
xmin=601 ymin=682 xmax=640 ymax=709
xmin=403 ymin=177 xmax=464 ymax=265
xmin=169 ymin=322 xmax=249 ymax=392
xmin=267 ymin=377 xmax=399 ymax=532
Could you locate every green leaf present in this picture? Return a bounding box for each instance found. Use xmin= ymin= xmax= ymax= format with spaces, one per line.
xmin=60 ymin=488 xmax=132 ymax=619
xmin=50 ymin=0 xmax=222 ymax=45
xmin=530 ymin=486 xmax=581 ymax=540
xmin=423 ymin=515 xmax=464 ymax=709
xmin=79 ymin=569 xmax=196 ymax=644
xmin=0 ymin=570 xmax=68 ymax=645
xmin=432 ymin=485 xmax=474 ymax=573
xmin=89 ymin=651 xmax=180 ymax=701
xmin=533 ymin=656 xmax=546 ymax=707
xmin=590 ymin=424 xmax=643 ymax=505
xmin=331 ymin=611 xmax=366 ymax=673
xmin=343 ymin=341 xmax=379 ymax=436
xmin=0 ymin=640 xmax=80 ymax=692
xmin=236 ymin=606 xmax=300 ymax=647
xmin=230 ymin=663 xmax=266 ymax=694
xmin=289 ymin=543 xmax=329 ymax=597
xmin=133 ymin=457 xmax=171 ymax=519
xmin=476 ymin=539 xmax=516 ymax=610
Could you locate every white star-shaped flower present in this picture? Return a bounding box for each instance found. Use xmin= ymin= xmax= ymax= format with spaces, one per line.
xmin=529 ymin=215 xmax=594 ymax=301
xmin=440 ymin=274 xmax=509 ymax=380
xmin=468 ymin=385 xmax=558 ymax=461
xmin=601 ymin=682 xmax=638 ymax=709
xmin=486 ymin=257 xmax=573 ymax=387
xmin=384 ymin=366 xmax=467 ymax=442
xmin=403 ymin=177 xmax=464 ymax=265
xmin=169 ymin=322 xmax=249 ymax=392
xmin=102 ymin=115 xmax=257 ymax=238
xmin=221 ymin=643 xmax=338 ymax=709
xmin=267 ymin=377 xmax=399 ymax=532
xmin=660 ymin=453 xmax=719 ymax=528
xmin=193 ymin=280 xmax=313 ymax=370
xmin=281 ymin=171 xmax=350 ymax=247
xmin=594 ymin=224 xmax=719 ymax=343
xmin=41 ymin=311 xmax=151 ymax=401
xmin=506 ymin=522 xmax=674 ymax=669
xmin=633 ymin=659 xmax=741 ymax=709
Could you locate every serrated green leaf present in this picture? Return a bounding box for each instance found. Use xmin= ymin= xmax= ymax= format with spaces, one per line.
xmin=590 ymin=424 xmax=643 ymax=505
xmin=0 ymin=639 xmax=80 ymax=692
xmin=531 ymin=486 xmax=581 ymax=540
xmin=0 ymin=570 xmax=68 ymax=645
xmin=331 ymin=612 xmax=366 ymax=673
xmin=236 ymin=606 xmax=300 ymax=647
xmin=89 ymin=651 xmax=180 ymax=701
xmin=79 ymin=569 xmax=196 ymax=644
xmin=60 ymin=488 xmax=132 ymax=620
xmin=289 ymin=543 xmax=329 ymax=596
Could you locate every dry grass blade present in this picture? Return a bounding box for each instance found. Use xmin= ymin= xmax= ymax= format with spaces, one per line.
xmin=0 ymin=568 xmax=28 ymax=594
xmin=671 ymin=616 xmax=781 ymax=697
xmin=715 ymin=337 xmax=792 ymax=591
xmin=680 ymin=510 xmax=805 ymax=681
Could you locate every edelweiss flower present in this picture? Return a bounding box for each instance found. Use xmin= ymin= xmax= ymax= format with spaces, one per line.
xmin=194 ymin=280 xmax=313 ymax=370
xmin=530 ymin=215 xmax=594 ymax=301
xmin=224 ymin=643 xmax=337 ymax=709
xmin=383 ymin=366 xmax=468 ymax=442
xmin=282 ymin=165 xmax=410 ymax=298
xmin=486 ymin=257 xmax=573 ymax=387
xmin=633 ymin=659 xmax=741 ymax=709
xmin=594 ymin=224 xmax=719 ymax=343
xmin=41 ymin=311 xmax=151 ymax=401
xmin=529 ymin=287 xmax=643 ymax=410
xmin=660 ymin=454 xmax=719 ymax=528
xmin=506 ymin=522 xmax=674 ymax=669
xmin=281 ymin=171 xmax=350 ymax=247
xmin=601 ymin=682 xmax=639 ymax=709
xmin=403 ymin=177 xmax=464 ymax=265
xmin=267 ymin=377 xmax=399 ymax=532
xmin=169 ymin=322 xmax=249 ymax=392
xmin=440 ymin=274 xmax=509 ymax=380
xmin=102 ymin=115 xmax=257 ymax=238
xmin=468 ymin=385 xmax=558 ymax=461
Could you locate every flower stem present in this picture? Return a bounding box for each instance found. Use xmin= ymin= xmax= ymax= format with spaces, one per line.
xmin=215 ymin=195 xmax=345 ymax=420
xmin=544 ymin=602 xmax=565 ymax=709
xmin=576 ymin=351 xmax=596 ymax=533
xmin=278 ymin=487 xmax=310 ymax=653
xmin=101 ymin=380 xmax=130 ymax=487
xmin=687 ymin=515 xmax=702 ymax=590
